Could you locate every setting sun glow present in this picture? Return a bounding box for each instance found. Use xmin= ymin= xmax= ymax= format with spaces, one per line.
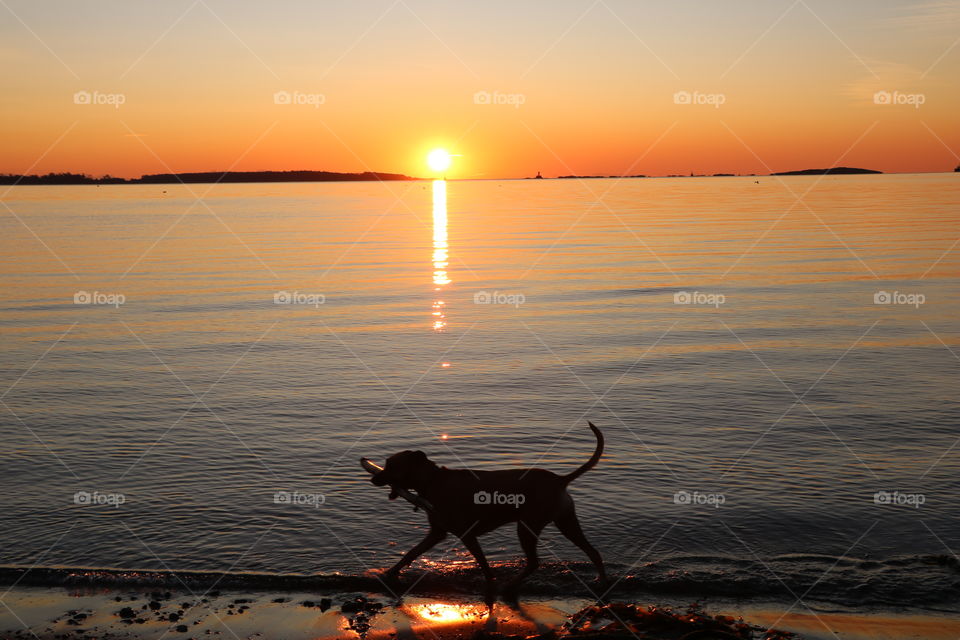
xmin=427 ymin=149 xmax=452 ymax=173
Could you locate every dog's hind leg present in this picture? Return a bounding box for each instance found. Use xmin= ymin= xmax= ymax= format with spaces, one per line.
xmin=461 ymin=535 xmax=497 ymax=605
xmin=501 ymin=521 xmax=545 ymax=601
xmin=554 ymin=506 xmax=607 ymax=586
xmin=386 ymin=528 xmax=447 ymax=577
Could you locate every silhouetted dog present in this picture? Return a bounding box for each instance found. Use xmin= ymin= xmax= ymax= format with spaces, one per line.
xmin=366 ymin=422 xmax=607 ymax=602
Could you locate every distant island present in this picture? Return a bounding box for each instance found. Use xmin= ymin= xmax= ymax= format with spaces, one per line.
xmin=771 ymin=167 xmax=882 ymax=176
xmin=0 ymin=170 xmax=419 ymax=185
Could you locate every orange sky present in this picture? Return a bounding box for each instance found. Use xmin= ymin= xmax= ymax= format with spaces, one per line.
xmin=1 ymin=0 xmax=958 ymax=179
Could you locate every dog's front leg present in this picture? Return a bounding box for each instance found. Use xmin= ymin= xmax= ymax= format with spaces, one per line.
xmin=385 ymin=528 xmax=447 ymax=579
xmin=461 ymin=535 xmax=497 ymax=605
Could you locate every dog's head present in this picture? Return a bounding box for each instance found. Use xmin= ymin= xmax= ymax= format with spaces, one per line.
xmin=371 ymin=450 xmax=434 ymax=500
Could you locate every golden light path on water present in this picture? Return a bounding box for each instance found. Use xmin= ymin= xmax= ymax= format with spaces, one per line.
xmin=431 ymin=178 xmax=449 ymax=332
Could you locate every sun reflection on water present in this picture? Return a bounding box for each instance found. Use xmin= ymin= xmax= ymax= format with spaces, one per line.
xmin=407 ymin=602 xmax=489 ymax=625
xmin=432 ymin=179 xmax=450 ymax=331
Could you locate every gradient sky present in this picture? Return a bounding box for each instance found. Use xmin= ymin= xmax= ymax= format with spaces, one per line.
xmin=1 ymin=0 xmax=958 ymax=178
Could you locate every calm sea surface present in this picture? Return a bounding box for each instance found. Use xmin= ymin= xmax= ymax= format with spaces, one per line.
xmin=1 ymin=175 xmax=958 ymax=608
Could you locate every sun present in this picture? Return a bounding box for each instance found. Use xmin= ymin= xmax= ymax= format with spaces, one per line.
xmin=427 ymin=148 xmax=452 ymax=172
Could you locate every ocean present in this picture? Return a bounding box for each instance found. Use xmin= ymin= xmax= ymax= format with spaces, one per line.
xmin=1 ymin=174 xmax=958 ymax=611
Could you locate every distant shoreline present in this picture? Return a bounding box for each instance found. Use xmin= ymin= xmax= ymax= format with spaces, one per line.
xmin=9 ymin=167 xmax=960 ymax=186
xmin=0 ymin=170 xmax=420 ymax=186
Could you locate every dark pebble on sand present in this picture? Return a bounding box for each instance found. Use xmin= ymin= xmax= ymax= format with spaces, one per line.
xmin=118 ymin=607 xmax=136 ymax=619
xmin=149 ymin=601 xmax=162 ymax=610
xmin=115 ymin=596 xmax=123 ymax=602
xmin=271 ymin=597 xmax=289 ymax=603
xmin=169 ymin=612 xmax=180 ymax=622
xmin=301 ymin=600 xmax=315 ymax=608
xmin=233 ymin=598 xmax=252 ymax=604
xmin=176 ymin=624 xmax=189 ymax=632
xmin=319 ymin=598 xmax=332 ymax=611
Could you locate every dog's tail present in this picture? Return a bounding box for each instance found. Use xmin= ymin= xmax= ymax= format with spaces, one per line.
xmin=562 ymin=422 xmax=604 ymax=485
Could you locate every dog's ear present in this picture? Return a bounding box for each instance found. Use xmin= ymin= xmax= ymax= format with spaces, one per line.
xmin=412 ymin=450 xmax=428 ymax=460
